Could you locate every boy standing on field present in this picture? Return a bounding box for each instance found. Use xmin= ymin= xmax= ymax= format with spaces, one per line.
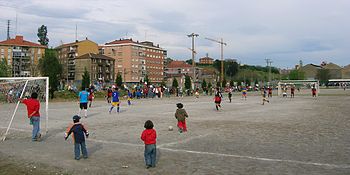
xmin=20 ymin=92 xmax=41 ymax=141
xmin=65 ymin=115 xmax=89 ymax=160
xmin=141 ymin=120 xmax=157 ymax=169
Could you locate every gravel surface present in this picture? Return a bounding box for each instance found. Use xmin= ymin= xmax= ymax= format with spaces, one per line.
xmin=0 ymin=89 xmax=349 ymax=175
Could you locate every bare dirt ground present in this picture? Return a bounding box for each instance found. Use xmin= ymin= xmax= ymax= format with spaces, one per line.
xmin=0 ymin=89 xmax=350 ymax=175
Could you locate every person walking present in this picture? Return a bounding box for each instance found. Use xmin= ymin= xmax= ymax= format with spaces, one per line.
xmin=214 ymin=87 xmax=223 ymax=110
xmin=78 ymin=88 xmax=90 ymax=118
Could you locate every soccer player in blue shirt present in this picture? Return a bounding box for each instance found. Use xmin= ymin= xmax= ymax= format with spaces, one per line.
xmin=78 ymin=88 xmax=90 ymax=118
xmin=109 ymin=87 xmax=120 ymax=113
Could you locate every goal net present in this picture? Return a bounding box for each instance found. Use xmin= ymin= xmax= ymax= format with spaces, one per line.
xmin=0 ymin=77 xmax=49 ymax=141
xmin=277 ymin=80 xmax=320 ymax=97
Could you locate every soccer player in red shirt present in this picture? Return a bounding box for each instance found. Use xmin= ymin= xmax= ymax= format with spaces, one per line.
xmin=20 ymin=92 xmax=41 ymax=141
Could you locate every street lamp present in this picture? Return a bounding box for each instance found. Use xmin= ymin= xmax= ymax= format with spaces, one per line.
xmin=187 ymin=33 xmax=199 ymax=86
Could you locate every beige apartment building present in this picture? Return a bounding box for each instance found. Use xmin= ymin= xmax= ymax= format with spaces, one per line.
xmin=100 ymin=39 xmax=166 ymax=83
xmin=0 ymin=35 xmax=47 ymax=77
xmin=55 ymin=38 xmax=98 ymax=81
xmin=75 ymin=53 xmax=115 ymax=82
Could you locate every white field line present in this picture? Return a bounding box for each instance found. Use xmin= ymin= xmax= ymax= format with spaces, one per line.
xmin=0 ymin=126 xmax=30 ymax=132
xmin=158 ymin=133 xmax=211 ymax=148
xmin=88 ymin=138 xmax=143 ymax=147
xmin=2 ymin=126 xmax=350 ymax=169
xmin=159 ymin=147 xmax=350 ymax=169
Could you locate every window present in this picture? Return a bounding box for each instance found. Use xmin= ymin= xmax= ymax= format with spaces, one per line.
xmin=38 ymin=49 xmax=41 ymax=54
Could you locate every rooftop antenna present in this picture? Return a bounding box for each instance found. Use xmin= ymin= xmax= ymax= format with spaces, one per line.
xmin=7 ymin=20 xmax=10 ymax=40
xmin=15 ymin=12 xmax=18 ymax=35
xmin=75 ymin=23 xmax=78 ymax=41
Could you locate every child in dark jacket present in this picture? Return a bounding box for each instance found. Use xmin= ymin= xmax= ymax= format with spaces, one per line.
xmin=65 ymin=115 xmax=89 ymax=160
xmin=175 ymin=103 xmax=189 ymax=133
xmin=141 ymin=120 xmax=157 ymax=168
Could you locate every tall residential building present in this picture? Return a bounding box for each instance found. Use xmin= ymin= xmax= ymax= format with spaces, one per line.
xmin=100 ymin=39 xmax=166 ymax=83
xmin=75 ymin=53 xmax=115 ymax=82
xmin=55 ymin=38 xmax=98 ymax=81
xmin=0 ymin=35 xmax=46 ymax=77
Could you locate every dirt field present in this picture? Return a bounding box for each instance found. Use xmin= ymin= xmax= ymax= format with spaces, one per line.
xmin=0 ymin=89 xmax=350 ymax=175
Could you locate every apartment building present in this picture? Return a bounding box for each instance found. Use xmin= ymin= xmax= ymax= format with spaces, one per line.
xmin=100 ymin=39 xmax=166 ymax=83
xmin=75 ymin=53 xmax=115 ymax=82
xmin=55 ymin=38 xmax=98 ymax=81
xmin=0 ymin=35 xmax=46 ymax=77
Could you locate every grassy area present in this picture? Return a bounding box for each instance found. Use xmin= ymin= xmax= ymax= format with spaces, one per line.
xmin=51 ymin=90 xmax=128 ymax=102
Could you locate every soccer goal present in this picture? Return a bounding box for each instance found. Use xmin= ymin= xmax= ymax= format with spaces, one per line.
xmin=0 ymin=77 xmax=49 ymax=141
xmin=277 ymin=80 xmax=320 ymax=97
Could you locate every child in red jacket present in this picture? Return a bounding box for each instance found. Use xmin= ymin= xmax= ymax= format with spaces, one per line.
xmin=141 ymin=120 xmax=157 ymax=168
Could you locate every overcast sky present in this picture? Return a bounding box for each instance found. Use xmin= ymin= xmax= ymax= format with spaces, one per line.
xmin=0 ymin=0 xmax=349 ymax=68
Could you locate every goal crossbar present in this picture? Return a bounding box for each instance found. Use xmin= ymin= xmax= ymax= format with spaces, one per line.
xmin=277 ymin=80 xmax=319 ymax=96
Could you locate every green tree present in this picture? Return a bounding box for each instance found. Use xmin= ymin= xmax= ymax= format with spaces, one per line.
xmin=37 ymin=25 xmax=49 ymax=46
xmin=185 ymin=59 xmax=193 ymax=65
xmin=38 ymin=49 xmax=62 ymax=98
xmin=208 ymin=82 xmax=212 ymax=89
xmin=222 ymin=77 xmax=227 ymax=88
xmin=225 ymin=61 xmax=239 ymax=78
xmin=229 ymin=79 xmax=234 ymax=87
xmin=81 ymin=68 xmax=90 ymax=90
xmin=0 ymin=58 xmax=11 ymax=77
xmin=201 ymin=79 xmax=207 ymax=89
xmin=160 ymin=80 xmax=166 ymax=87
xmin=289 ymin=70 xmax=305 ymax=80
xmin=172 ymin=77 xmax=179 ymax=89
xmin=115 ymin=72 xmax=123 ymax=87
xmin=216 ymin=81 xmax=221 ymax=88
xmin=144 ymin=74 xmax=150 ymax=84
xmin=316 ymin=69 xmax=331 ymax=84
xmin=184 ymin=75 xmax=191 ymax=90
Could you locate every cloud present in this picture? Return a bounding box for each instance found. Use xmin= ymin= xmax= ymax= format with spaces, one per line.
xmin=0 ymin=0 xmax=349 ymax=68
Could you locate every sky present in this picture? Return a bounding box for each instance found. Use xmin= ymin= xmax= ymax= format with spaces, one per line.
xmin=0 ymin=0 xmax=349 ymax=68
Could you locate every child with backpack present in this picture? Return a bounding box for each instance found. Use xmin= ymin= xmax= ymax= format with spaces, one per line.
xmin=175 ymin=103 xmax=189 ymax=133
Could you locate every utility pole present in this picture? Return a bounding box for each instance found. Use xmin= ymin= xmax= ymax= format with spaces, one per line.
xmin=187 ymin=33 xmax=199 ymax=86
xmin=7 ymin=20 xmax=10 ymax=40
xmin=205 ymin=37 xmax=227 ymax=84
xmin=265 ymin=58 xmax=273 ymax=83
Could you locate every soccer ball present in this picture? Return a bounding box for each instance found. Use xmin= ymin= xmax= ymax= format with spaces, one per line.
xmin=168 ymin=126 xmax=173 ymax=131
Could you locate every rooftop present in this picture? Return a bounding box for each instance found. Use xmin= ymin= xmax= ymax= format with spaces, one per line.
xmin=76 ymin=53 xmax=114 ymax=60
xmin=167 ymin=61 xmax=192 ymax=68
xmin=0 ymin=35 xmax=47 ymax=48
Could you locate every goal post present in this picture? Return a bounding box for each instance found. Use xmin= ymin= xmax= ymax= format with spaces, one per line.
xmin=277 ymin=80 xmax=319 ymax=96
xmin=1 ymin=77 xmax=49 ymax=141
